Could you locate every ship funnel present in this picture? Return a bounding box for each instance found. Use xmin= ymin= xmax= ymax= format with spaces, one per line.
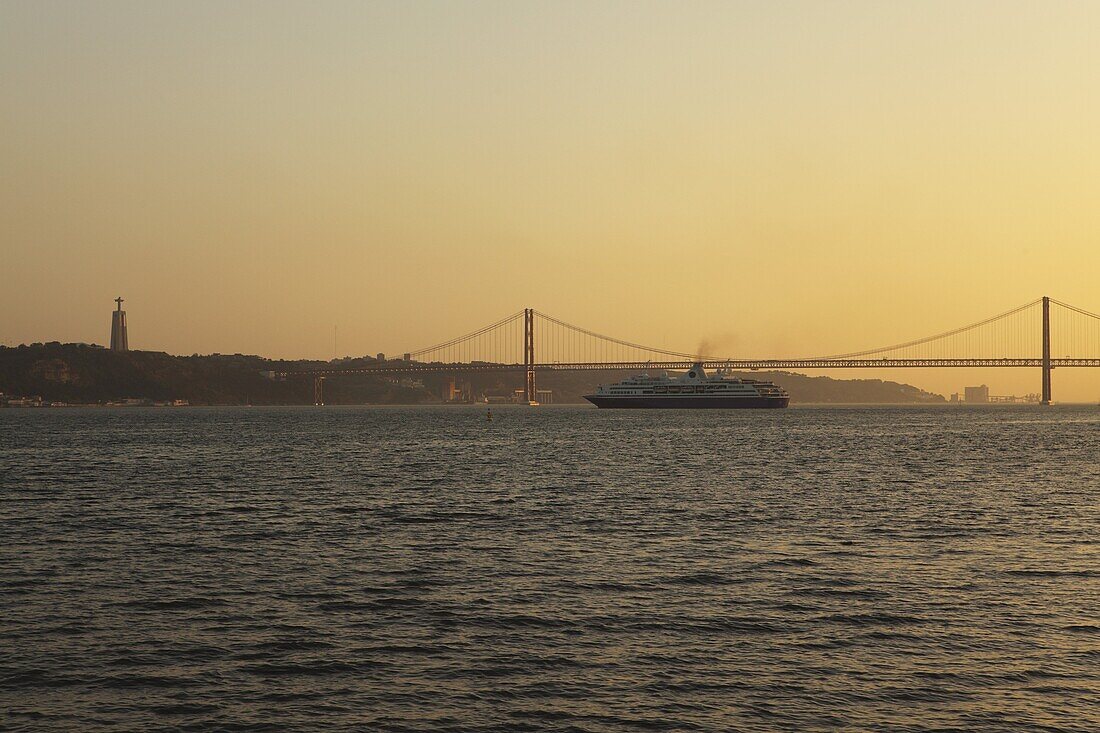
xmin=684 ymin=362 xmax=707 ymax=380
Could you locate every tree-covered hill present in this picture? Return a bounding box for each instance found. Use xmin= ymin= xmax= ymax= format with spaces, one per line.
xmin=0 ymin=343 xmax=944 ymax=405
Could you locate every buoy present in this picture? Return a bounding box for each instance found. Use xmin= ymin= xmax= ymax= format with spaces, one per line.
xmin=486 ymin=408 xmax=493 ymax=422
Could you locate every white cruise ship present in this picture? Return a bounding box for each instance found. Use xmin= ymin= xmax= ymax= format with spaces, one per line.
xmin=584 ymin=363 xmax=789 ymax=409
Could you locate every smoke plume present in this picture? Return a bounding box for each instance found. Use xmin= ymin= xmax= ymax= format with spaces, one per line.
xmin=695 ymin=333 xmax=740 ymax=360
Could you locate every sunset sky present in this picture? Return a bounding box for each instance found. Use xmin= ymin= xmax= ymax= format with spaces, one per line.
xmin=2 ymin=1 xmax=1098 ymax=399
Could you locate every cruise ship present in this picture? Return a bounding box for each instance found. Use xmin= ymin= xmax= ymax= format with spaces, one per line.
xmin=584 ymin=363 xmax=790 ymax=409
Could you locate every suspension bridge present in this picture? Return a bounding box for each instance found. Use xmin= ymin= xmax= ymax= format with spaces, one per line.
xmin=280 ymin=296 xmax=1100 ymax=405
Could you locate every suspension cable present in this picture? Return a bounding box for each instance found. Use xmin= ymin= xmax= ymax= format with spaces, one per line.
xmin=810 ymin=298 xmax=1043 ymax=360
xmin=403 ymin=298 xmax=1090 ymax=365
xmin=533 ymin=311 xmax=703 ymax=360
xmin=1050 ymin=299 xmax=1100 ymax=321
xmin=407 ymin=311 xmax=525 ymax=358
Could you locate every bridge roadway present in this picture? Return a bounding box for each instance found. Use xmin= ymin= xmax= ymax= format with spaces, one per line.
xmin=280 ymin=357 xmax=1100 ymax=378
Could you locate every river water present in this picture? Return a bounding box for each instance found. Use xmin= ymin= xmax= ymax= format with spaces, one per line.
xmin=2 ymin=405 xmax=1098 ymax=732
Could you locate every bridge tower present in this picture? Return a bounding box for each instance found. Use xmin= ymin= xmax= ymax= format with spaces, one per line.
xmin=1041 ymin=296 xmax=1051 ymax=405
xmin=314 ymin=376 xmax=325 ymax=406
xmin=524 ymin=308 xmax=536 ymax=404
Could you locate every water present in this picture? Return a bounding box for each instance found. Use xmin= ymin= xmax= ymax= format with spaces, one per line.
xmin=2 ymin=405 xmax=1098 ymax=732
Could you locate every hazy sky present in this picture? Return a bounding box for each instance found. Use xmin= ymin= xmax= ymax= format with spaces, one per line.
xmin=2 ymin=1 xmax=1099 ymax=398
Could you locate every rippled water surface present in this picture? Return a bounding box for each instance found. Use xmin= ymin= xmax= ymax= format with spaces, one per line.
xmin=2 ymin=405 xmax=1099 ymax=732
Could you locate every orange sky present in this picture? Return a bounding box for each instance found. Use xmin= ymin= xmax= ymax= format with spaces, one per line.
xmin=2 ymin=1 xmax=1098 ymax=399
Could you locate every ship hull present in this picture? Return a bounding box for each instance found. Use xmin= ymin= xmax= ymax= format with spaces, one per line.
xmin=583 ymin=395 xmax=789 ymax=409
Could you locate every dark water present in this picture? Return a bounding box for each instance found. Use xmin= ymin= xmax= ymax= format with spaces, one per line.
xmin=2 ymin=405 xmax=1099 ymax=732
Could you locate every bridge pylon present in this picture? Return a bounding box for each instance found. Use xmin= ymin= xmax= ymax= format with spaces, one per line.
xmin=1041 ymin=296 xmax=1052 ymax=405
xmin=524 ymin=308 xmax=536 ymax=404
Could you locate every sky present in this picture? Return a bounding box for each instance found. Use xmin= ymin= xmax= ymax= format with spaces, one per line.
xmin=2 ymin=1 xmax=1099 ymax=399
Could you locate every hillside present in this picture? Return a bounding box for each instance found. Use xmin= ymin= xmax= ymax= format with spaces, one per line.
xmin=0 ymin=343 xmax=944 ymax=405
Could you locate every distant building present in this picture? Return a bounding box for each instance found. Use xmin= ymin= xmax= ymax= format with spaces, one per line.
xmin=3 ymin=395 xmax=45 ymax=408
xmin=376 ymin=352 xmax=385 ymax=362
xmin=441 ymin=377 xmax=472 ymax=402
xmin=110 ymin=297 xmax=129 ymax=351
xmin=964 ymin=385 xmax=989 ymax=404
